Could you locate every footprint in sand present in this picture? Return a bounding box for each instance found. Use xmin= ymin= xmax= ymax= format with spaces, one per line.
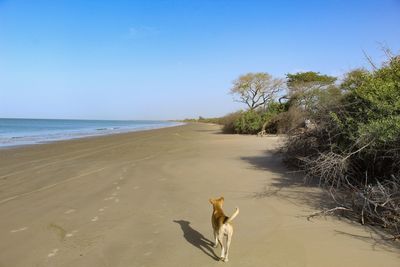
xmin=98 ymin=207 xmax=106 ymax=212
xmin=65 ymin=230 xmax=78 ymax=238
xmin=64 ymin=209 xmax=75 ymax=214
xmin=104 ymin=196 xmax=115 ymax=201
xmin=48 ymin=248 xmax=59 ymax=258
xmin=114 ymin=198 xmax=120 ymax=203
xmin=133 ymin=186 xmax=140 ymax=190
xmin=116 ymin=186 xmax=120 ymax=190
xmin=91 ymin=216 xmax=98 ymax=222
xmin=10 ymin=227 xmax=28 ymax=233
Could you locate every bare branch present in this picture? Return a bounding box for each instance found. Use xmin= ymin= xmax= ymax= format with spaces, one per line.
xmin=307 ymin=207 xmax=352 ymax=221
xmin=363 ymin=50 xmax=378 ymax=70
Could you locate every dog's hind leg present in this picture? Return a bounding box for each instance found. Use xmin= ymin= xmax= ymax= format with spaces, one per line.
xmin=218 ymin=232 xmax=225 ymax=260
xmin=213 ymin=231 xmax=218 ymax=248
xmin=223 ymin=231 xmax=232 ymax=262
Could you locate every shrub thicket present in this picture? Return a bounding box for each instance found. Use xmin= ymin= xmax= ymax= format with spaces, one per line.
xmin=229 ymin=102 xmax=288 ymax=134
xmin=218 ymin=111 xmax=242 ymax=134
xmin=283 ymin=56 xmax=400 ymax=239
xmin=233 ymin=110 xmax=263 ymax=134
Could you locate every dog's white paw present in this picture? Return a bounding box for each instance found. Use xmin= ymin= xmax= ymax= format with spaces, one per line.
xmin=213 ymin=243 xmax=218 ymax=248
xmin=222 ymin=258 xmax=229 ymax=262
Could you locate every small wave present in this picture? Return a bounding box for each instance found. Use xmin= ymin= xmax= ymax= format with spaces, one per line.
xmin=0 ymin=121 xmax=184 ymax=148
xmin=96 ymin=127 xmax=120 ymax=131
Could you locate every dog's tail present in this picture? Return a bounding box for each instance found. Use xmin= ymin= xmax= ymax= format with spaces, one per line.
xmin=225 ymin=207 xmax=239 ymax=224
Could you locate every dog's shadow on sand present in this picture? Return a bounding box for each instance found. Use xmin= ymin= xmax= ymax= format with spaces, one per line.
xmin=173 ymin=220 xmax=219 ymax=261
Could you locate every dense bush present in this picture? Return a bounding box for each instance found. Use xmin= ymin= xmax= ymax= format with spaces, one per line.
xmin=229 ymin=102 xmax=289 ymax=134
xmin=271 ymin=106 xmax=306 ymax=134
xmin=233 ymin=110 xmax=264 ymax=134
xmin=298 ymin=57 xmax=400 ymax=178
xmin=283 ymin=56 xmax=400 ymax=238
xmin=218 ymin=111 xmax=242 ymax=133
xmin=327 ymin=56 xmax=400 ymax=178
xmin=356 ymin=65 xmax=399 ymax=146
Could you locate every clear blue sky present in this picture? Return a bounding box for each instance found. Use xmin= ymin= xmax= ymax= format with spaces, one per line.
xmin=1 ymin=0 xmax=399 ymax=120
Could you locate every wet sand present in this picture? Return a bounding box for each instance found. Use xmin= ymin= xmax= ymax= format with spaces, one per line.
xmin=0 ymin=123 xmax=398 ymax=266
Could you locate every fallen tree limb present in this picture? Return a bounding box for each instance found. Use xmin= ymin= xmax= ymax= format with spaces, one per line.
xmin=307 ymin=207 xmax=352 ymax=221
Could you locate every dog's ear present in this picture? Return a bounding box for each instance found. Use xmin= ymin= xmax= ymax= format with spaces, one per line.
xmin=209 ymin=198 xmax=214 ymax=205
xmin=219 ymin=197 xmax=224 ymax=204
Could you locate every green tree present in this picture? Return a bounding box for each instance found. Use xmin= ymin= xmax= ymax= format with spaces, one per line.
xmin=336 ymin=56 xmax=400 ymax=148
xmin=284 ymin=72 xmax=338 ymax=114
xmin=340 ymin=68 xmax=369 ymax=92
xmin=286 ymin=71 xmax=337 ymax=94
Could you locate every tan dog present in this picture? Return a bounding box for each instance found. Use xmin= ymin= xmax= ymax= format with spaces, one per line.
xmin=209 ymin=197 xmax=239 ymax=262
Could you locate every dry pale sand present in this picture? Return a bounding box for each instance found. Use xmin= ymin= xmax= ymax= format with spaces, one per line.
xmin=0 ymin=123 xmax=399 ymax=267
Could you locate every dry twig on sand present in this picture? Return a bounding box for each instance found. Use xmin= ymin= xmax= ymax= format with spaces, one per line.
xmin=307 ymin=207 xmax=352 ymax=221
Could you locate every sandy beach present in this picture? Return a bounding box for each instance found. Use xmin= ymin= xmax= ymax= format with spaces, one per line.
xmin=0 ymin=123 xmax=398 ymax=267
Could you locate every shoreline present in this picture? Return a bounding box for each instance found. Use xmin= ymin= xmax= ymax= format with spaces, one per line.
xmin=0 ymin=123 xmax=398 ymax=267
xmin=0 ymin=121 xmax=185 ymax=151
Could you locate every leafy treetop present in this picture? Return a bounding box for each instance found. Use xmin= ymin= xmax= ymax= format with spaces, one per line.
xmin=230 ymin=72 xmax=284 ymax=110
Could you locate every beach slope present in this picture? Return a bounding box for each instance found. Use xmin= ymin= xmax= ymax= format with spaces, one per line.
xmin=0 ymin=123 xmax=398 ymax=266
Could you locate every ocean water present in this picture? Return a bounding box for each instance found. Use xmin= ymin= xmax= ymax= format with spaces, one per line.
xmin=0 ymin=118 xmax=182 ymax=148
